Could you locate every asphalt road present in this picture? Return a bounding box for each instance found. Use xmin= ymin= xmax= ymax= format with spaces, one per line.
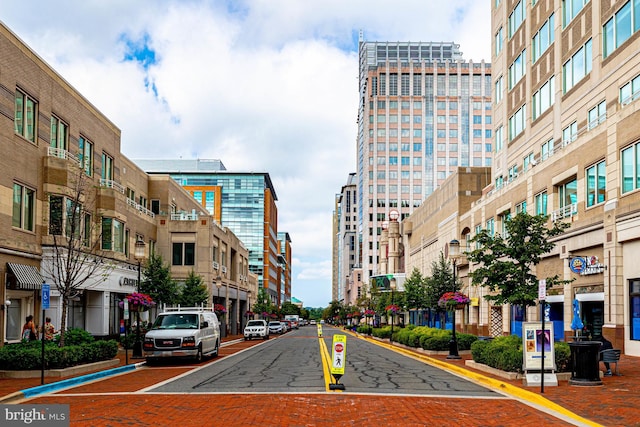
xmin=151 ymin=326 xmax=496 ymax=398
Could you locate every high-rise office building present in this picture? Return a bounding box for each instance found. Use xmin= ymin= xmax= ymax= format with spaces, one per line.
xmin=333 ymin=173 xmax=359 ymax=304
xmin=357 ymin=37 xmax=492 ymax=282
xmin=135 ymin=159 xmax=286 ymax=304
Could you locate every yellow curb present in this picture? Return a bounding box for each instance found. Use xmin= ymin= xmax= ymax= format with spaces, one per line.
xmin=356 ymin=333 xmax=603 ymax=427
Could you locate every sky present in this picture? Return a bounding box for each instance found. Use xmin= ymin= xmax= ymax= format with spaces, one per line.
xmin=2 ymin=0 xmax=490 ymax=308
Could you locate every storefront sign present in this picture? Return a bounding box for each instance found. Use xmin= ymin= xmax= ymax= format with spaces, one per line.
xmin=569 ymin=256 xmax=606 ymax=276
xmin=119 ymin=277 xmax=138 ymax=288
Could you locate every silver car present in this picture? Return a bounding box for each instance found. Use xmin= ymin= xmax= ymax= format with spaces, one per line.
xmin=268 ymin=321 xmax=284 ymax=334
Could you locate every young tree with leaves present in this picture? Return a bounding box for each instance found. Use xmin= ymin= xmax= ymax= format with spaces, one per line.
xmin=41 ymin=164 xmax=114 ymax=347
xmin=178 ymin=270 xmax=209 ymax=307
xmin=424 ymin=252 xmax=458 ymax=328
xmin=466 ymin=212 xmax=571 ymax=318
xmin=140 ymin=253 xmax=179 ymax=309
xmin=403 ymin=268 xmax=427 ymax=311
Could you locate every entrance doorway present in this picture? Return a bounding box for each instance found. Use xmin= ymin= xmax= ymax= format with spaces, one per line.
xmin=581 ymin=301 xmax=604 ymax=339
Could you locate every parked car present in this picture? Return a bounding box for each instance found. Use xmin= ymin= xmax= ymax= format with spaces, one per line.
xmin=268 ymin=321 xmax=284 ymax=334
xmin=282 ymin=320 xmax=293 ymax=332
xmin=144 ymin=306 xmax=220 ymax=363
xmin=244 ymin=320 xmax=269 ymax=340
xmin=310 ymin=320 xmax=316 ymax=325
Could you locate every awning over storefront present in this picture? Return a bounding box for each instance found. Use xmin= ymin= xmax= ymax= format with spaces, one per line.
xmin=6 ymin=263 xmax=43 ymax=290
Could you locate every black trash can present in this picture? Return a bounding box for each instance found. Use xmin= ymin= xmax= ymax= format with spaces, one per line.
xmin=568 ymin=341 xmax=603 ymax=386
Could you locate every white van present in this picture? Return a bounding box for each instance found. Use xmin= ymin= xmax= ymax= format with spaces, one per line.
xmin=143 ymin=306 xmax=220 ymax=363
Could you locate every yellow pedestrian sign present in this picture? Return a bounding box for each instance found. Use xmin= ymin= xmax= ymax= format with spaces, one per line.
xmin=317 ymin=324 xmax=323 ymax=337
xmin=329 ymin=334 xmax=346 ymax=390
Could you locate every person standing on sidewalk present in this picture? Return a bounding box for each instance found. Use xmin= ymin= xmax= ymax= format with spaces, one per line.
xmin=21 ymin=315 xmax=37 ymax=341
xmin=43 ymin=317 xmax=56 ymax=341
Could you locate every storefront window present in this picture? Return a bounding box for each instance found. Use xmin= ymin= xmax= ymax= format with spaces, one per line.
xmin=630 ymin=279 xmax=640 ymax=340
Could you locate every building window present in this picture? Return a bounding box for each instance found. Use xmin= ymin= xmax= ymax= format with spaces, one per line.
xmin=621 ymin=141 xmax=640 ymax=193
xmin=532 ymin=13 xmax=555 ymax=63
xmin=620 ymin=74 xmax=640 ymax=106
xmin=401 ymin=73 xmax=410 ymax=96
xmin=172 ymin=242 xmax=195 ymax=266
xmin=563 ymin=0 xmax=589 ymax=28
xmin=562 ymin=121 xmax=578 ymax=146
xmin=558 ymin=179 xmax=578 ymax=212
xmin=532 ymin=76 xmax=555 ymax=120
xmin=630 ymin=279 xmax=640 ymax=340
xmin=588 ymin=101 xmax=607 ymax=129
xmin=563 ymin=39 xmax=592 ymax=93
xmin=78 ymin=137 xmax=94 ymax=176
xmin=486 ymin=218 xmax=495 ymax=236
xmin=102 ymin=217 xmax=125 ymax=253
xmin=495 ymin=126 xmax=503 ymax=152
xmin=474 ymin=224 xmax=482 ymax=249
xmin=379 ymin=73 xmax=386 ymax=95
xmin=413 ymin=74 xmax=422 ymax=96
xmin=389 ymin=73 xmax=398 ymax=96
xmin=371 ymin=76 xmax=378 ymax=96
xmin=49 ymin=195 xmax=83 ymax=239
xmin=508 ymin=50 xmax=526 ymax=89
xmin=603 ymin=0 xmax=640 ymax=58
xmin=495 ymin=27 xmax=504 ymax=56
xmin=508 ymin=1 xmax=525 ymax=38
xmin=541 ymin=139 xmax=554 ymax=160
xmin=12 ymin=183 xmax=35 ymax=232
xmin=14 ymin=89 xmax=37 ymax=142
xmin=523 ymin=152 xmax=535 ymax=172
xmin=535 ymin=191 xmax=548 ymax=215
xmin=516 ymin=200 xmax=527 ymax=214
xmin=102 ymin=153 xmax=114 ymax=181
xmin=509 ymin=104 xmax=526 ymax=140
xmin=500 ymin=210 xmax=512 ymax=238
xmin=586 ymin=160 xmax=606 ymax=207
xmin=50 ymin=115 xmax=69 ymax=151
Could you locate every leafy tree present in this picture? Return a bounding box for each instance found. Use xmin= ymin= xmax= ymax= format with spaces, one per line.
xmin=140 ymin=253 xmax=179 ymax=309
xmin=466 ymin=212 xmax=572 ymax=317
xmin=403 ymin=268 xmax=427 ymax=310
xmin=323 ymin=300 xmax=344 ymax=323
xmin=41 ymin=164 xmax=114 ymax=347
xmin=178 ymin=270 xmax=209 ymax=307
xmin=281 ymin=301 xmax=301 ymax=316
xmin=252 ymin=287 xmax=273 ymax=316
xmin=424 ymin=252 xmax=457 ymax=328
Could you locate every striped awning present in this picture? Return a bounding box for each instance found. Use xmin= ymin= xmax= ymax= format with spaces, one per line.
xmin=6 ymin=263 xmax=43 ymax=290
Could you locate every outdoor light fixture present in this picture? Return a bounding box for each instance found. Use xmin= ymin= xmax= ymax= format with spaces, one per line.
xmin=133 ymin=237 xmax=146 ymax=358
xmin=447 ymin=239 xmax=462 ymax=360
xmin=390 ymin=278 xmax=397 ymax=343
xmin=389 ymin=209 xmax=400 ymax=221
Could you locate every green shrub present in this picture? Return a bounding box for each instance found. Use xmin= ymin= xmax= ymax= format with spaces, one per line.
xmin=0 ymin=335 xmax=119 ymax=371
xmin=57 ymin=328 xmax=95 ymax=346
xmin=554 ymin=342 xmax=571 ymax=372
xmin=356 ymin=324 xmax=372 ymax=335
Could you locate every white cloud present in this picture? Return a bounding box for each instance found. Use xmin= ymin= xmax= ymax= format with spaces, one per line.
xmin=2 ymin=0 xmax=490 ymax=307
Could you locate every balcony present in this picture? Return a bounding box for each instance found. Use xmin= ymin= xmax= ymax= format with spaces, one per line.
xmin=126 ymin=198 xmax=155 ymax=219
xmin=551 ymin=203 xmax=577 ymax=222
xmin=100 ymin=179 xmax=125 ymax=194
xmin=170 ymin=212 xmax=199 ymax=221
xmin=47 ymin=147 xmax=81 ymax=165
xmin=213 ymin=261 xmax=219 ymax=270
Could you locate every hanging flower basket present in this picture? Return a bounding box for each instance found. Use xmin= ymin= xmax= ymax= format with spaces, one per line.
xmin=214 ymin=303 xmax=227 ymax=316
xmin=438 ymin=291 xmax=471 ymax=310
xmin=364 ymin=309 xmax=376 ymax=318
xmin=385 ymin=304 xmax=401 ymax=315
xmin=245 ymin=311 xmax=255 ymax=318
xmin=119 ymin=292 xmax=155 ymax=312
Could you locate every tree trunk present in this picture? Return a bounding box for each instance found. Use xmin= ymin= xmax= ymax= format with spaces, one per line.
xmin=59 ymin=297 xmax=68 ymax=347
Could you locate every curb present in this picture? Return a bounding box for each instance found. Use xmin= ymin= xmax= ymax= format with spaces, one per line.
xmin=0 ymin=363 xmax=143 ymax=403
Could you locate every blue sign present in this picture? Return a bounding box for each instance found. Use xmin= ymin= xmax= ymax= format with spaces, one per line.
xmin=42 ymin=284 xmax=50 ymax=309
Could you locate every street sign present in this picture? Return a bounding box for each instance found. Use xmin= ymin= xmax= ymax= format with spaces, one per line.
xmin=41 ymin=284 xmax=50 ymax=309
xmin=538 ymin=279 xmax=546 ymax=301
xmin=330 ymin=334 xmax=346 ymax=377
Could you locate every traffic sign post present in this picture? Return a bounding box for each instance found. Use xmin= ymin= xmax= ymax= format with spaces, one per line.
xmin=329 ymin=334 xmax=346 ymax=390
xmin=41 ymin=284 xmax=50 ymax=385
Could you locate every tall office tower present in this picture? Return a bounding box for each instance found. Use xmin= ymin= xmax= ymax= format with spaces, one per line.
xmin=357 ymin=38 xmax=492 ymax=282
xmin=135 ymin=159 xmax=285 ymax=304
xmin=277 ymin=232 xmax=292 ymax=304
xmin=333 ymin=173 xmax=359 ymax=304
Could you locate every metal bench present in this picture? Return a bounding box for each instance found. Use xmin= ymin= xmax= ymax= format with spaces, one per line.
xmin=600 ymin=349 xmax=622 ymax=375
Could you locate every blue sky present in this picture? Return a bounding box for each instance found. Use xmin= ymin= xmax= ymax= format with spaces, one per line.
xmin=2 ymin=0 xmax=490 ymax=308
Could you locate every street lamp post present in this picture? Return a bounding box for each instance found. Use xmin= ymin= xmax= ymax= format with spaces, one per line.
xmin=390 ymin=278 xmax=396 ymax=343
xmin=133 ymin=237 xmax=146 ymax=358
xmin=447 ymin=239 xmax=461 ymax=360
